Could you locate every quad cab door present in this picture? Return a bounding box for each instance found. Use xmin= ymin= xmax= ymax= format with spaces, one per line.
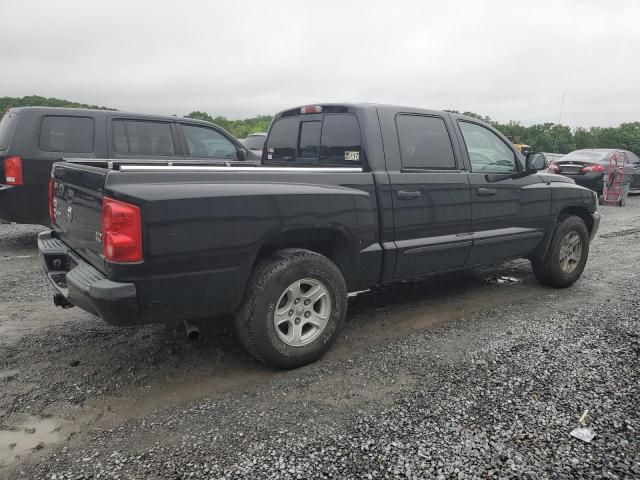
xmin=379 ymin=110 xmax=473 ymax=279
xmin=454 ymin=120 xmax=552 ymax=265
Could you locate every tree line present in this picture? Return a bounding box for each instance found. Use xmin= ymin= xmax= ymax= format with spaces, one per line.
xmin=0 ymin=95 xmax=112 ymax=115
xmin=2 ymin=96 xmax=638 ymax=156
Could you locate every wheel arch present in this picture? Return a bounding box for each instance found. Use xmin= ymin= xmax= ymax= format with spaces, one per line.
xmin=557 ymin=206 xmax=594 ymax=235
xmin=530 ymin=205 xmax=594 ymax=263
xmin=250 ymin=227 xmax=356 ymax=290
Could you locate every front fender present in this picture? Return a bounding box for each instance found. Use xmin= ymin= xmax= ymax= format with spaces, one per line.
xmin=529 ymin=182 xmax=598 ymax=262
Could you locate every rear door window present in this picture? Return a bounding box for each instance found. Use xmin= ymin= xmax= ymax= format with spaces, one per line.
xmin=265 ymin=113 xmax=363 ymax=166
xmin=396 ymin=115 xmax=456 ymax=170
xmin=182 ymin=125 xmax=238 ymax=159
xmin=113 ymin=120 xmax=175 ymax=155
xmin=40 ymin=116 xmax=94 ymax=153
xmin=320 ymin=114 xmax=362 ymax=165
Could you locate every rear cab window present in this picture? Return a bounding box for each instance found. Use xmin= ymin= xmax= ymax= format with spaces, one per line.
xmin=113 ymin=119 xmax=175 ymax=156
xmin=265 ymin=111 xmax=363 ymax=167
xmin=40 ymin=116 xmax=94 ymax=153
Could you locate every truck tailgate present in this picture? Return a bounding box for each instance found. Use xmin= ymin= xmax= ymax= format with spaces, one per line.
xmin=52 ymin=162 xmax=107 ymax=273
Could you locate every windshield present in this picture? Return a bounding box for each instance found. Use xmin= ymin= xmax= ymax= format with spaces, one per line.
xmin=244 ymin=134 xmax=266 ymax=150
xmin=561 ymin=150 xmax=611 ymax=162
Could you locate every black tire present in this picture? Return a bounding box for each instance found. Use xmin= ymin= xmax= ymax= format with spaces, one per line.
xmin=532 ymin=215 xmax=590 ymax=288
xmin=235 ymin=249 xmax=347 ymax=369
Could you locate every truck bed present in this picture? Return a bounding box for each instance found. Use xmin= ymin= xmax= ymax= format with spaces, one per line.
xmin=49 ymin=161 xmax=382 ymax=323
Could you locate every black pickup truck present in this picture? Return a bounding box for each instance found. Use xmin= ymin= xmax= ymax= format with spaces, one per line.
xmin=39 ymin=104 xmax=600 ymax=368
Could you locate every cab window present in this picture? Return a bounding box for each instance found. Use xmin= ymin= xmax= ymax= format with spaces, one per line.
xmin=182 ymin=125 xmax=238 ymax=159
xmin=396 ymin=115 xmax=456 ymax=170
xmin=40 ymin=116 xmax=94 ymax=153
xmin=113 ymin=120 xmax=175 ymax=156
xmin=459 ymin=122 xmax=517 ymax=173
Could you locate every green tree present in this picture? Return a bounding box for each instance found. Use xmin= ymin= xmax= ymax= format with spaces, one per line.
xmin=0 ymin=95 xmax=113 ymax=117
xmin=185 ymin=111 xmax=215 ymax=123
xmin=186 ymin=111 xmax=272 ymax=138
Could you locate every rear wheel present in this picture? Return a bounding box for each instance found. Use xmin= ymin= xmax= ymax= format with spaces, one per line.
xmin=532 ymin=215 xmax=589 ymax=288
xmin=235 ymin=249 xmax=347 ymax=369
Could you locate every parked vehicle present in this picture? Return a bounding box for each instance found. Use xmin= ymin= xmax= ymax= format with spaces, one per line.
xmin=548 ymin=148 xmax=640 ymax=194
xmin=0 ymin=107 xmax=256 ymax=225
xmin=39 ymin=104 xmax=600 ymax=368
xmin=513 ymin=143 xmax=532 ymax=156
xmin=540 ymin=152 xmax=566 ymax=165
xmin=240 ymin=132 xmax=267 ymax=156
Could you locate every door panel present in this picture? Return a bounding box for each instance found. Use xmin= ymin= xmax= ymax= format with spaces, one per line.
xmin=391 ymin=171 xmax=472 ymax=277
xmin=387 ymin=113 xmax=473 ymax=278
xmin=467 ymin=173 xmax=551 ymax=263
xmin=455 ymin=120 xmax=552 ymax=264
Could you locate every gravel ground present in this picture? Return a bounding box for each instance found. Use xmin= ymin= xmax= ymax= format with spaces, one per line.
xmin=1 ymin=198 xmax=639 ymax=479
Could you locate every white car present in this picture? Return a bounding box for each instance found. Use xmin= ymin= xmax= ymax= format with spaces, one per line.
xmin=240 ymin=132 xmax=267 ymax=156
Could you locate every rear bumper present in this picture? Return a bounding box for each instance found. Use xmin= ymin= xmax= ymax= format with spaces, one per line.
xmin=38 ymin=230 xmax=140 ymax=326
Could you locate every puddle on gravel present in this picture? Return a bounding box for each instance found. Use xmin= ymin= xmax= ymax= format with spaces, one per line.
xmin=0 ymin=417 xmax=64 ymax=466
xmin=95 ymin=368 xmax=276 ymax=421
xmin=486 ymin=275 xmax=521 ymax=285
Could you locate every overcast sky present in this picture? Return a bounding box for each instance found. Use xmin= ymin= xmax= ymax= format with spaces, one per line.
xmin=1 ymin=0 xmax=638 ymax=127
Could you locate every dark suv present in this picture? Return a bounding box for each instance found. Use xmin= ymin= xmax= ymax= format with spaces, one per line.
xmin=0 ymin=107 xmax=255 ymax=225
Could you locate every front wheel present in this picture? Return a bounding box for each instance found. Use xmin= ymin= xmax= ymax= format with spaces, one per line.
xmin=235 ymin=249 xmax=347 ymax=369
xmin=532 ymin=215 xmax=590 ymax=288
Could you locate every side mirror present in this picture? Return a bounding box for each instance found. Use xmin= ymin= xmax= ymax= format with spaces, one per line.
xmin=236 ymin=148 xmax=247 ymax=161
xmin=526 ymin=152 xmax=547 ymax=172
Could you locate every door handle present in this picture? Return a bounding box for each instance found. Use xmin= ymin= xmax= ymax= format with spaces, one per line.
xmin=397 ymin=190 xmax=422 ymax=200
xmin=477 ymin=187 xmax=497 ymax=196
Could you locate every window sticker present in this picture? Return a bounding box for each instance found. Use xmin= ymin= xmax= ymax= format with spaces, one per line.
xmin=344 ymin=151 xmax=360 ymax=161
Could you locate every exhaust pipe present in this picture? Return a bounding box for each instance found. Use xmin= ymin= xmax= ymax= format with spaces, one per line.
xmin=53 ymin=293 xmax=74 ymax=309
xmin=184 ymin=319 xmax=200 ymax=341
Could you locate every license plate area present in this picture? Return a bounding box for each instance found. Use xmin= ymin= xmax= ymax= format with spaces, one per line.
xmin=560 ymin=165 xmax=582 ymax=174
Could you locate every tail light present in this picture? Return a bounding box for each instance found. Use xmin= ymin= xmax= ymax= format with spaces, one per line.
xmin=581 ymin=164 xmax=605 ymax=173
xmin=4 ymin=156 xmax=23 ymax=185
xmin=48 ymin=178 xmax=55 ymax=224
xmin=102 ymin=197 xmax=143 ymax=262
xmin=548 ymin=162 xmax=560 ymax=173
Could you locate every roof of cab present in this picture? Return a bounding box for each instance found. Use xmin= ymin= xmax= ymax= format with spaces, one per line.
xmin=273 ymin=103 xmax=485 ymax=124
xmin=6 ymin=106 xmax=216 ymax=127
